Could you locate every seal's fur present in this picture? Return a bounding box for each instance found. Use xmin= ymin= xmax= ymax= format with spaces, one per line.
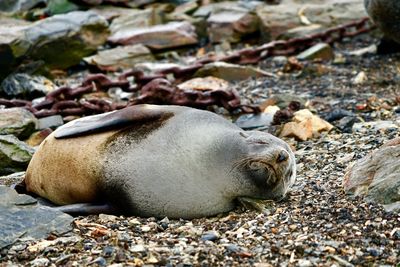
xmin=25 ymin=105 xmax=296 ymax=219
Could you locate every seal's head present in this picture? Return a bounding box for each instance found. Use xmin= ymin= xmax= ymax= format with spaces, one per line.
xmin=233 ymin=130 xmax=296 ymax=201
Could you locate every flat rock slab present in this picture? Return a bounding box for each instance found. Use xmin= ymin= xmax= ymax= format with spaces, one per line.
xmin=195 ymin=62 xmax=272 ymax=82
xmin=108 ymin=21 xmax=198 ymax=50
xmin=84 ymin=44 xmax=154 ymax=71
xmin=256 ymin=0 xmax=367 ymax=41
xmin=344 ymin=137 xmax=400 ymax=212
xmin=0 ymin=11 xmax=109 ymax=78
xmin=0 ymin=186 xmax=73 ymax=250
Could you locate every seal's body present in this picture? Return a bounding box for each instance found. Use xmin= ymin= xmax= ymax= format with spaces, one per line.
xmin=365 ymin=0 xmax=400 ymax=43
xmin=25 ymin=105 xmax=296 ymax=219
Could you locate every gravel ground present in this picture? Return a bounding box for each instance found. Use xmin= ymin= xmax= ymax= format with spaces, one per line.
xmin=1 ymin=35 xmax=400 ymax=266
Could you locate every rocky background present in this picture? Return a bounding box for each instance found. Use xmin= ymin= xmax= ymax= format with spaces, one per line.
xmin=0 ymin=0 xmax=399 ymax=266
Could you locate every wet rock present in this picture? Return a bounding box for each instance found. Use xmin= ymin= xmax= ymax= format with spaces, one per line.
xmin=1 ymin=73 xmax=56 ymax=99
xmin=25 ymin=128 xmax=53 ymax=147
xmin=109 ymin=21 xmax=197 ymax=50
xmin=297 ymin=43 xmax=334 ymax=61
xmin=0 ymin=108 xmax=38 ymax=139
xmin=0 ymin=186 xmax=73 ymax=249
xmin=0 ymin=11 xmax=109 ymax=76
xmin=0 ymin=135 xmax=34 ymax=175
xmin=324 ymin=109 xmax=355 ymax=122
xmin=344 ymin=137 xmax=400 ymax=212
xmin=84 ymin=44 xmax=154 ymax=71
xmin=235 ymin=113 xmax=274 ymax=130
xmin=177 ymin=76 xmax=230 ymax=91
xmin=200 ymin=230 xmax=220 ymax=242
xmin=337 ymin=116 xmax=361 ymax=133
xmin=37 ymin=115 xmax=63 ymax=130
xmin=257 ymin=0 xmax=367 ymax=41
xmin=207 ymin=4 xmax=259 ymax=43
xmin=364 ymin=0 xmax=400 ymax=44
xmin=195 ymin=62 xmax=272 ymax=82
xmin=0 ymin=0 xmax=46 ymax=13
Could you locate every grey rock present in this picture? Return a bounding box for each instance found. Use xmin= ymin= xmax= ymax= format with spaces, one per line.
xmin=235 ymin=113 xmax=274 ymax=130
xmin=364 ymin=0 xmax=400 ymax=44
xmin=0 ymin=0 xmax=46 ymax=13
xmin=30 ymin=258 xmax=50 ymax=267
xmin=0 ymin=186 xmax=73 ymax=249
xmin=344 ymin=138 xmax=400 ymax=212
xmin=207 ymin=3 xmax=259 ymax=43
xmin=200 ymin=231 xmax=220 ymax=242
xmin=108 ymin=21 xmax=198 ymax=50
xmin=195 ymin=62 xmax=273 ymax=82
xmin=352 ymin=120 xmax=398 ymax=132
xmin=297 ymin=43 xmax=334 ymax=61
xmin=0 ymin=108 xmax=38 ymax=139
xmin=1 ymin=73 xmax=56 ymax=99
xmin=0 ymin=135 xmax=35 ymax=175
xmin=257 ymin=0 xmax=367 ymax=41
xmin=109 ymin=8 xmax=163 ymax=34
xmin=0 ymin=11 xmax=109 ymax=78
xmin=37 ymin=115 xmax=64 ymax=130
xmin=84 ymin=44 xmax=154 ymax=71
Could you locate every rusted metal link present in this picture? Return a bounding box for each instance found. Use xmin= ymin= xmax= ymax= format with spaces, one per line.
xmin=0 ymin=17 xmax=374 ymax=118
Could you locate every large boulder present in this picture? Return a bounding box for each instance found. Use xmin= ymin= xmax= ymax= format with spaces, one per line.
xmin=0 ymin=11 xmax=109 ymax=79
xmin=344 ymin=138 xmax=400 ymax=212
xmin=0 ymin=108 xmax=38 ymax=139
xmin=0 ymin=0 xmax=46 ymax=13
xmin=0 ymin=186 xmax=73 ymax=250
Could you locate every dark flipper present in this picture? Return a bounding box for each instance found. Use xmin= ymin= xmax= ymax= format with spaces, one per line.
xmin=55 ymin=104 xmax=171 ymax=139
xmin=49 ymin=203 xmax=118 ymax=216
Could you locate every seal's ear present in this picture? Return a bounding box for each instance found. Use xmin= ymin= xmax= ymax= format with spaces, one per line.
xmin=54 ymin=104 xmax=166 ymax=139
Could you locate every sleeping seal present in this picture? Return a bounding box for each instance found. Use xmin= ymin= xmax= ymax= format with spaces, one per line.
xmin=24 ymin=104 xmax=296 ymax=219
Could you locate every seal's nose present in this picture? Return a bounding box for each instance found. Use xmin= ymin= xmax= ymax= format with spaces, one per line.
xmin=276 ymin=150 xmax=288 ymax=163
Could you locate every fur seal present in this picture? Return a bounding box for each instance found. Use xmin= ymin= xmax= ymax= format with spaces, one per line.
xmin=24 ymin=104 xmax=296 ymax=219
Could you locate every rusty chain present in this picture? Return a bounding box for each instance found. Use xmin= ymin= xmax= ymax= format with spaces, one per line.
xmin=0 ymin=17 xmax=373 ymax=118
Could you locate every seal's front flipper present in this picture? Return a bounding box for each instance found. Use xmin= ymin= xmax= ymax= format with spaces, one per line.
xmin=54 ymin=104 xmax=169 ymax=139
xmin=50 ymin=203 xmax=117 ymax=216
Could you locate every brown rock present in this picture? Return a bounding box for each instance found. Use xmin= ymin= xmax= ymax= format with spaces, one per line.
xmin=25 ymin=128 xmax=53 ymax=147
xmin=257 ymin=0 xmax=367 ymax=41
xmin=280 ymin=119 xmax=313 ymax=141
xmin=207 ymin=6 xmax=259 ymax=43
xmin=83 ymin=44 xmax=154 ymax=71
xmin=195 ymin=62 xmax=273 ymax=82
xmin=108 ymin=21 xmax=198 ymax=50
xmin=177 ymin=76 xmax=230 ymax=91
xmin=344 ymin=137 xmax=400 ymax=212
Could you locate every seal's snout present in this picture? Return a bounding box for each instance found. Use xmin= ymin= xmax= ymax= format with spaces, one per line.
xmin=276 ymin=150 xmax=289 ymax=163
